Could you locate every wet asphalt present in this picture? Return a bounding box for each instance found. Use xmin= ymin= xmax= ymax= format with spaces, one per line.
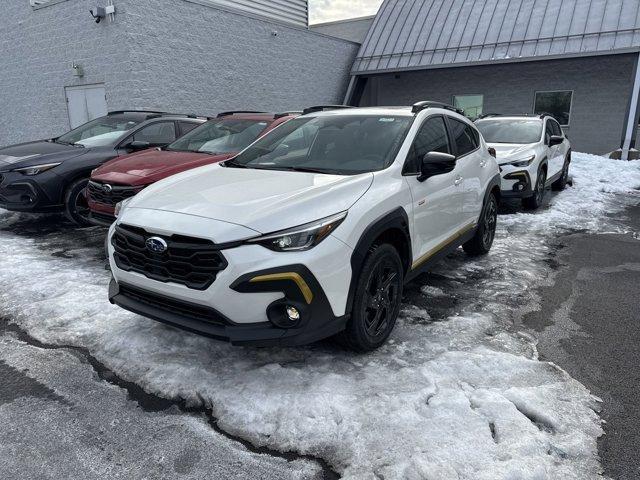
xmin=524 ymin=204 xmax=640 ymax=480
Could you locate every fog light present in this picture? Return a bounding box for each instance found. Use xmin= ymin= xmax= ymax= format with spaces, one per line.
xmin=286 ymin=306 xmax=300 ymax=322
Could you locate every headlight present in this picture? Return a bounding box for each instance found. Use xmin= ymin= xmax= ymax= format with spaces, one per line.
xmin=114 ymin=198 xmax=133 ymax=218
xmin=508 ymin=155 xmax=535 ymax=168
xmin=13 ymin=162 xmax=61 ymax=176
xmin=247 ymin=212 xmax=347 ymax=252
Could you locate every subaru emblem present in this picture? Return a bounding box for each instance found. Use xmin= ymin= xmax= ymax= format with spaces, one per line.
xmin=146 ymin=236 xmax=168 ymax=254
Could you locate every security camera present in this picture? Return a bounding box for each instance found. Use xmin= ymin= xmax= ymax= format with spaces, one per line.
xmin=90 ymin=7 xmax=106 ymax=23
xmin=90 ymin=5 xmax=114 ymax=23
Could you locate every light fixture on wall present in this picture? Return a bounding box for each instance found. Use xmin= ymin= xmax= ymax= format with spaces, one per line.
xmin=72 ymin=62 xmax=84 ymax=78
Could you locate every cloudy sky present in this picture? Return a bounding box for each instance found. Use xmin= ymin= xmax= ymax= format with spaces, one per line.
xmin=309 ymin=0 xmax=384 ymax=24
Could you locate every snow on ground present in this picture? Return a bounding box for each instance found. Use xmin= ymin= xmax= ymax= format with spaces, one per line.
xmin=1 ymin=153 xmax=639 ymax=479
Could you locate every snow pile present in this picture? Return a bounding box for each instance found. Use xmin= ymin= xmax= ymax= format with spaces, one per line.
xmin=1 ymin=153 xmax=639 ymax=479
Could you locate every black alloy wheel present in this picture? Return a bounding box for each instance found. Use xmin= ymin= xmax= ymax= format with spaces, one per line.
xmin=337 ymin=244 xmax=404 ymax=352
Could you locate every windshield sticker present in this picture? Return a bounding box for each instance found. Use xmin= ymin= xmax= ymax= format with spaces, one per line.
xmin=379 ymin=118 xmax=396 ymax=123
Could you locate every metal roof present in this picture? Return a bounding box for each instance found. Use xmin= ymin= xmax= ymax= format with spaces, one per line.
xmin=352 ymin=0 xmax=640 ymax=74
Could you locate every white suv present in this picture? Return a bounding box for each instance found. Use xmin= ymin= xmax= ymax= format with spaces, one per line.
xmin=107 ymin=102 xmax=500 ymax=351
xmin=475 ymin=114 xmax=571 ymax=209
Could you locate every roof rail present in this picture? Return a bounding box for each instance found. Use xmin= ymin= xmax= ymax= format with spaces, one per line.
xmin=411 ymin=101 xmax=464 ymax=115
xmin=108 ymin=110 xmax=169 ymax=116
xmin=216 ymin=110 xmax=268 ymax=118
xmin=274 ymin=111 xmax=303 ymax=119
xmin=302 ymin=105 xmax=354 ymax=115
xmin=476 ymin=113 xmax=503 ymax=120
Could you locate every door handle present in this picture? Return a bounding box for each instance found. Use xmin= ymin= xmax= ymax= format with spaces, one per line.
xmin=454 ymin=176 xmax=463 ymax=186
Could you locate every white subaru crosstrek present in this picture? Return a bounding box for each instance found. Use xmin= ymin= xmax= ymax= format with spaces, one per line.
xmin=107 ymin=103 xmax=501 ymax=351
xmin=475 ymin=114 xmax=571 ymax=209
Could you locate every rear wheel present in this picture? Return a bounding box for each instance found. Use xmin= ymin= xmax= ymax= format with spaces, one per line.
xmin=337 ymin=244 xmax=404 ymax=352
xmin=522 ymin=168 xmax=546 ymax=210
xmin=64 ymin=178 xmax=92 ymax=226
xmin=463 ymin=192 xmax=498 ymax=256
xmin=552 ymin=155 xmax=570 ymax=191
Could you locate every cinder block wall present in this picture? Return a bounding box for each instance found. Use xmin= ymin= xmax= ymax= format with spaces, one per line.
xmin=0 ymin=0 xmax=135 ymax=146
xmin=122 ymin=0 xmax=358 ymax=116
xmin=360 ymin=54 xmax=636 ymax=154
xmin=0 ymin=0 xmax=359 ymax=146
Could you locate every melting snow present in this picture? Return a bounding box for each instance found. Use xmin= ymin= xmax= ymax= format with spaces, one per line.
xmin=1 ymin=153 xmax=639 ymax=479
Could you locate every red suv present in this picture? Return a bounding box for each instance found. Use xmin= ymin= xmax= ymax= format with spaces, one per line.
xmin=86 ymin=111 xmax=299 ymax=225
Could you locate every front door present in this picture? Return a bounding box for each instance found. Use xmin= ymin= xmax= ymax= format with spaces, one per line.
xmin=404 ymin=115 xmax=462 ymax=265
xmin=65 ymin=84 xmax=108 ymax=129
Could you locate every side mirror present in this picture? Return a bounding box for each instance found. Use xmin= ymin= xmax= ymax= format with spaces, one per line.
xmin=418 ymin=152 xmax=457 ymax=182
xmin=127 ymin=140 xmax=151 ymax=151
xmin=549 ymin=135 xmax=564 ymax=147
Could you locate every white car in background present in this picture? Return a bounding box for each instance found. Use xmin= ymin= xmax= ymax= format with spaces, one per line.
xmin=107 ymin=102 xmax=500 ymax=351
xmin=475 ymin=114 xmax=571 ymax=209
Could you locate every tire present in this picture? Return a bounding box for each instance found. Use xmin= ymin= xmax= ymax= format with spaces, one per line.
xmin=551 ymin=155 xmax=570 ymax=191
xmin=522 ymin=167 xmax=546 ymax=210
xmin=463 ymin=192 xmax=498 ymax=256
xmin=337 ymin=244 xmax=404 ymax=352
xmin=64 ymin=178 xmax=92 ymax=226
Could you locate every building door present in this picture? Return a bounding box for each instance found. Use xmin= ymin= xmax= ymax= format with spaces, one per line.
xmin=65 ymin=84 xmax=108 ymax=129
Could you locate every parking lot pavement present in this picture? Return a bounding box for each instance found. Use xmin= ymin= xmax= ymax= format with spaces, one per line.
xmin=0 ymin=323 xmax=326 ymax=480
xmin=0 ymin=153 xmax=639 ymax=479
xmin=524 ymin=204 xmax=640 ymax=480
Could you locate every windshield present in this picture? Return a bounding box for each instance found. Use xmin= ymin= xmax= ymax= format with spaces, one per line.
xmin=475 ymin=119 xmax=543 ymax=144
xmin=57 ymin=116 xmax=141 ymax=147
xmin=167 ymin=119 xmax=269 ymax=154
xmin=226 ymin=115 xmax=412 ymax=175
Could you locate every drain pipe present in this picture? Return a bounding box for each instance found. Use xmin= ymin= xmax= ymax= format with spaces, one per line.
xmin=621 ymin=51 xmax=640 ymax=161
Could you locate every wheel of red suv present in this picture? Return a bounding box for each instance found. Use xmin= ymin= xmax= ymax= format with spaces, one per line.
xmin=552 ymin=155 xmax=571 ymax=191
xmin=64 ymin=178 xmax=92 ymax=226
xmin=338 ymin=244 xmax=404 ymax=352
xmin=463 ymin=192 xmax=498 ymax=256
xmin=522 ymin=167 xmax=546 ymax=210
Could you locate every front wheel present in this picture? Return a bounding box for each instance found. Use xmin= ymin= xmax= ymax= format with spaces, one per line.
xmin=522 ymin=168 xmax=546 ymax=210
xmin=64 ymin=178 xmax=92 ymax=226
xmin=463 ymin=192 xmax=498 ymax=256
xmin=337 ymin=244 xmax=404 ymax=352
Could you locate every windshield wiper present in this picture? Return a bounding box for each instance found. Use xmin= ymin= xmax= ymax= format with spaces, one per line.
xmin=223 ymin=159 xmax=248 ymax=168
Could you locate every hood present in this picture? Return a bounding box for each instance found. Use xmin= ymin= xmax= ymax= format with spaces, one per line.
xmin=127 ymin=164 xmax=374 ymax=233
xmin=92 ymin=149 xmax=234 ymax=186
xmin=0 ymin=140 xmax=87 ymax=170
xmin=487 ymin=143 xmax=538 ymax=165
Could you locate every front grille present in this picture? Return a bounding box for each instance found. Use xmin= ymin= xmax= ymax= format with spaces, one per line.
xmin=87 ymin=181 xmax=142 ymax=206
xmin=112 ymin=224 xmax=227 ymax=290
xmin=119 ymin=283 xmax=229 ymax=326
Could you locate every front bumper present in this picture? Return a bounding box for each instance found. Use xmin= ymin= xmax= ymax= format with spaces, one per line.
xmin=499 ymin=168 xmax=534 ymax=199
xmin=0 ymin=171 xmax=63 ymax=212
xmin=109 ymin=267 xmax=348 ymax=347
xmin=107 ymin=211 xmax=354 ymax=346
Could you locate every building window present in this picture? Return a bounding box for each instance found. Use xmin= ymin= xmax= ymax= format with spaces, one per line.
xmin=453 ymin=95 xmax=483 ymax=120
xmin=534 ymin=91 xmax=573 ymax=126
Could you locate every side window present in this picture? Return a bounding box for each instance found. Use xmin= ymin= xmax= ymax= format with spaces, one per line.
xmin=132 ymin=121 xmax=177 ymax=145
xmin=448 ymin=118 xmax=478 ymax=156
xmin=545 ymin=121 xmax=554 ymax=144
xmin=178 ymin=121 xmax=200 ymax=136
xmin=550 ymin=119 xmax=562 ymax=137
xmin=404 ymin=116 xmax=450 ymax=175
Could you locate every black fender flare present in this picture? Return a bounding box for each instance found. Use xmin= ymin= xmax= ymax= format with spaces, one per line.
xmin=345 ymin=207 xmax=411 ymax=314
xmin=483 ymin=173 xmax=502 ymax=205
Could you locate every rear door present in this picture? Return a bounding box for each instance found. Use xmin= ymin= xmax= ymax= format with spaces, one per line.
xmin=445 ymin=117 xmax=484 ymax=227
xmin=404 ymin=115 xmax=462 ymax=264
